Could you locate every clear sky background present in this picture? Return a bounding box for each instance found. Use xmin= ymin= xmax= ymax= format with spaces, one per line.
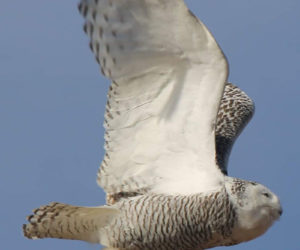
xmin=1 ymin=0 xmax=299 ymax=249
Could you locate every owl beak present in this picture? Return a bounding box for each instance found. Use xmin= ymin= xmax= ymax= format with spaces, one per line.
xmin=278 ymin=208 xmax=283 ymax=216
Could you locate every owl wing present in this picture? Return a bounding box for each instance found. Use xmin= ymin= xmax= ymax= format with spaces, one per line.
xmin=215 ymin=83 xmax=255 ymax=175
xmin=79 ymin=0 xmax=228 ymax=196
xmin=106 ymin=83 xmax=255 ymax=204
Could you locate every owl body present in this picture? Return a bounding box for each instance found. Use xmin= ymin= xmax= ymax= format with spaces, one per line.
xmin=101 ymin=188 xmax=235 ymax=249
xmin=100 ymin=177 xmax=280 ymax=250
xmin=23 ymin=177 xmax=281 ymax=249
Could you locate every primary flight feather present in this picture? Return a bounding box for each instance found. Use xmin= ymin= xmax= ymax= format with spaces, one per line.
xmin=23 ymin=0 xmax=281 ymax=249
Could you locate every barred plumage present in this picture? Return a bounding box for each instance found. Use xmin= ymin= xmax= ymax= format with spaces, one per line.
xmin=23 ymin=0 xmax=281 ymax=249
xmin=102 ymin=189 xmax=237 ymax=249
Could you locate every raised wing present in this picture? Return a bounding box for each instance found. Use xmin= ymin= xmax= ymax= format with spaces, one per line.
xmin=79 ymin=0 xmax=228 ymax=196
xmin=215 ymin=83 xmax=255 ymax=175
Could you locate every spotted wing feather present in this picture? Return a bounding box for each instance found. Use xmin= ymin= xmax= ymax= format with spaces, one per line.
xmin=215 ymin=83 xmax=255 ymax=174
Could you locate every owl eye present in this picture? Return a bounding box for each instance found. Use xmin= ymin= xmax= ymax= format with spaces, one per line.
xmin=263 ymin=192 xmax=270 ymax=198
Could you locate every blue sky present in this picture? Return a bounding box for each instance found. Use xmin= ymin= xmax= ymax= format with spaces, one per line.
xmin=1 ymin=0 xmax=299 ymax=249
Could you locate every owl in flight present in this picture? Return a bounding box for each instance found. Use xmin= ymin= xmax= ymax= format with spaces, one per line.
xmin=23 ymin=0 xmax=282 ymax=249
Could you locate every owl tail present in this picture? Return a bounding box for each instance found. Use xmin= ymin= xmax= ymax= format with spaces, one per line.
xmin=23 ymin=202 xmax=119 ymax=243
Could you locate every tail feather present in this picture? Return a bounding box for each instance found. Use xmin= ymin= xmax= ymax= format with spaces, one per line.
xmin=23 ymin=202 xmax=119 ymax=243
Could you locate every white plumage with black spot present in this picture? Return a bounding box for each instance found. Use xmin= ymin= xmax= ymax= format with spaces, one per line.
xmin=23 ymin=0 xmax=282 ymax=249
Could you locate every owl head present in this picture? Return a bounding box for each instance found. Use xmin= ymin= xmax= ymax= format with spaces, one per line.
xmin=225 ymin=177 xmax=282 ymax=243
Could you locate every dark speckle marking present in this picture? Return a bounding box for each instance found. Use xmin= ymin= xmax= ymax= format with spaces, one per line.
xmin=82 ymin=5 xmax=88 ymax=17
xmin=92 ymin=10 xmax=97 ymax=21
xmin=99 ymin=27 xmax=103 ymax=38
xmin=95 ymin=42 xmax=100 ymax=53
xmin=89 ymin=42 xmax=93 ymax=52
xmin=106 ymin=44 xmax=110 ymax=53
xmin=83 ymin=23 xmax=88 ymax=34
xmin=78 ymin=3 xmax=83 ymax=13
xmin=107 ymin=112 xmax=113 ymax=120
xmin=89 ymin=24 xmax=94 ymax=36
xmin=104 ymin=13 xmax=109 ymax=22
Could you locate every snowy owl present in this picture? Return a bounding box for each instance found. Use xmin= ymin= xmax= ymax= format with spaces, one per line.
xmin=23 ymin=0 xmax=282 ymax=249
